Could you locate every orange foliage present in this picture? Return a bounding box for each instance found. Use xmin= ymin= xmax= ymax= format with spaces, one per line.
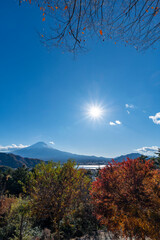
xmin=90 ymin=158 xmax=160 ymax=240
xmin=99 ymin=30 xmax=103 ymax=35
xmin=0 ymin=197 xmax=16 ymax=218
xmin=22 ymin=0 xmax=160 ymax=52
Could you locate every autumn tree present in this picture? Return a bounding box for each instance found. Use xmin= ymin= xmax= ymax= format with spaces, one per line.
xmin=90 ymin=158 xmax=160 ymax=240
xmin=7 ymin=198 xmax=39 ymax=240
xmin=0 ymin=197 xmax=17 ymax=239
xmin=20 ymin=0 xmax=160 ymax=52
xmin=28 ymin=160 xmax=91 ymax=239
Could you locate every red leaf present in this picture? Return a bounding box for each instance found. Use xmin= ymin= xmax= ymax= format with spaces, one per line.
xmin=99 ymin=30 xmax=103 ymax=35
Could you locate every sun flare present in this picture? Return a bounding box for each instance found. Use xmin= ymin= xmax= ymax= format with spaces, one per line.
xmin=87 ymin=104 xmax=105 ymax=120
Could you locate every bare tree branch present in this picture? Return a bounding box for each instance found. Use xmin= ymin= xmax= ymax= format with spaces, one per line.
xmin=23 ymin=0 xmax=160 ymax=52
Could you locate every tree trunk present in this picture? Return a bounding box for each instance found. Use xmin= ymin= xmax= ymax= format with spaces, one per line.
xmin=19 ymin=215 xmax=24 ymax=240
xmin=57 ymin=221 xmax=60 ymax=240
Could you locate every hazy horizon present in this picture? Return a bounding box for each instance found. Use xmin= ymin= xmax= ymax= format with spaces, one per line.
xmin=0 ymin=141 xmax=153 ymax=158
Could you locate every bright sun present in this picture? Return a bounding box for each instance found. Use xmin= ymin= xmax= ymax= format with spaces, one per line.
xmin=87 ymin=104 xmax=104 ymax=120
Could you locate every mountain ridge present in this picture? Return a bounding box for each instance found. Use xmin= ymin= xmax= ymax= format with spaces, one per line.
xmin=0 ymin=141 xmax=143 ymax=168
xmin=0 ymin=152 xmax=43 ymax=168
xmin=11 ymin=141 xmax=141 ymax=164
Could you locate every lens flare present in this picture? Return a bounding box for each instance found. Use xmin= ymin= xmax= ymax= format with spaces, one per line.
xmin=86 ymin=104 xmax=105 ymax=120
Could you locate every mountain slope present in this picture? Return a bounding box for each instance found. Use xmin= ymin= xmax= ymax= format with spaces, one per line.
xmin=0 ymin=152 xmax=43 ymax=168
xmin=12 ymin=142 xmax=141 ymax=164
xmin=12 ymin=142 xmax=111 ymax=163
xmin=0 ymin=142 xmax=142 ymax=168
xmin=115 ymin=153 xmax=142 ymax=162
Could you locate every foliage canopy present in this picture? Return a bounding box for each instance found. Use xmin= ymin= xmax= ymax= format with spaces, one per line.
xmin=28 ymin=160 xmax=91 ymax=239
xmin=90 ymin=158 xmax=160 ymax=240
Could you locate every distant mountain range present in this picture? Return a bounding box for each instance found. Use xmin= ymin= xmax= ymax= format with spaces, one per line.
xmin=0 ymin=142 xmax=142 ymax=168
xmin=11 ymin=142 xmax=110 ymax=164
xmin=11 ymin=141 xmax=141 ymax=164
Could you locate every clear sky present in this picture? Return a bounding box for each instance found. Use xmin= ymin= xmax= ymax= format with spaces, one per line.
xmin=0 ymin=0 xmax=160 ymax=157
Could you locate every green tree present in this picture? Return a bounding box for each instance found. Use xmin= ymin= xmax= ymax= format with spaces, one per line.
xmin=28 ymin=160 xmax=91 ymax=239
xmin=0 ymin=197 xmax=41 ymax=240
xmin=139 ymin=155 xmax=148 ymax=162
xmin=154 ymin=148 xmax=160 ymax=169
xmin=0 ymin=167 xmax=13 ymax=197
xmin=6 ymin=166 xmax=29 ymax=196
xmin=8 ymin=198 xmax=38 ymax=240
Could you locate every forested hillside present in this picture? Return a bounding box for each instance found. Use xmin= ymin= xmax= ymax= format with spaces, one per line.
xmin=0 ymin=152 xmax=42 ymax=168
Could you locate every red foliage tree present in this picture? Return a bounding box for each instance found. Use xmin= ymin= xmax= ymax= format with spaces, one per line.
xmin=0 ymin=197 xmax=17 ymax=227
xmin=90 ymin=158 xmax=160 ymax=240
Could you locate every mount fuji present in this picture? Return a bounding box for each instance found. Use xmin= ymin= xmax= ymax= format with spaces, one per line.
xmin=11 ymin=142 xmax=141 ymax=164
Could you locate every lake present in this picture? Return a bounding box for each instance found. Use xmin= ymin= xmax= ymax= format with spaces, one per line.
xmin=77 ymin=165 xmax=107 ymax=169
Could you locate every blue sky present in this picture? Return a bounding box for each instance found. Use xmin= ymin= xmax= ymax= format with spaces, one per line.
xmin=0 ymin=0 xmax=160 ymax=157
